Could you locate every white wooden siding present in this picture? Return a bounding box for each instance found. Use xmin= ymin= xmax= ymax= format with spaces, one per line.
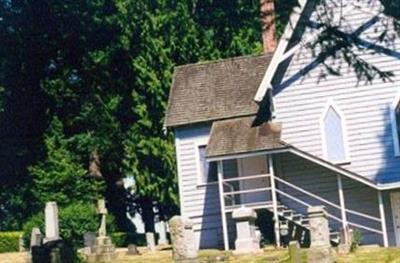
xmin=175 ymin=124 xmax=223 ymax=249
xmin=274 ymin=0 xmax=400 ymax=183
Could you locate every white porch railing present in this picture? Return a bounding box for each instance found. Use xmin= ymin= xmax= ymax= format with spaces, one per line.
xmin=218 ymin=160 xmax=387 ymax=250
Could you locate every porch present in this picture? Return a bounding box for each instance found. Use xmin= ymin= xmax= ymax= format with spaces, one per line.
xmin=205 ymin=117 xmax=389 ymax=250
xmin=216 ymin=152 xmax=388 ymax=250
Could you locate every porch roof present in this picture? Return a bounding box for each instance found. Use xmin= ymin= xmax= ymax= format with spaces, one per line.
xmin=206 ymin=117 xmax=378 ymax=189
xmin=205 ymin=116 xmax=287 ymax=158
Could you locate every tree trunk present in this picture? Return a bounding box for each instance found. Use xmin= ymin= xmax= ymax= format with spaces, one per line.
xmin=260 ymin=0 xmax=277 ymax=53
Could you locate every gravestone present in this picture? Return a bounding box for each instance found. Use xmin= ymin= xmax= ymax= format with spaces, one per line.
xmin=44 ymin=202 xmax=60 ymax=243
xmin=288 ymin=241 xmax=301 ymax=263
xmin=307 ymin=206 xmax=336 ymax=263
xmin=28 ymin=204 xmax=69 ymax=263
xmin=232 ymin=207 xmax=261 ymax=254
xmin=30 ymin=228 xmax=43 ymax=248
xmin=127 ymin=244 xmax=139 ymax=255
xmin=85 ymin=199 xmax=117 ymax=262
xmin=83 ymin=232 xmax=96 ymax=253
xmin=158 ymin=220 xmax=169 ymax=245
xmin=146 ymin=232 xmax=156 ymax=252
xmin=169 ymin=216 xmax=198 ymax=262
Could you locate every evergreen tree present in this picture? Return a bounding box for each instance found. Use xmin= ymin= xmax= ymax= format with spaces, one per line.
xmin=29 ymin=117 xmax=104 ymax=208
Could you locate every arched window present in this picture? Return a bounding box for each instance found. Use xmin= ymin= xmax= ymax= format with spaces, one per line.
xmin=321 ymin=101 xmax=348 ymax=163
xmin=390 ymin=94 xmax=400 ymax=156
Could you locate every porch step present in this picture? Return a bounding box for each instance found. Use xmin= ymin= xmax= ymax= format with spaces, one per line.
xmin=274 ymin=203 xmax=341 ymax=245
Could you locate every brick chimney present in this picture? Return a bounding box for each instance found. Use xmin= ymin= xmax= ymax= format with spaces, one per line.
xmin=260 ymin=0 xmax=277 ymax=53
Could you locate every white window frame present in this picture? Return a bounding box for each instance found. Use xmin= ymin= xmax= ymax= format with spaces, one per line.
xmin=320 ymin=99 xmax=350 ymax=164
xmin=390 ymin=92 xmax=400 ymax=157
xmin=194 ymin=139 xmax=218 ymax=186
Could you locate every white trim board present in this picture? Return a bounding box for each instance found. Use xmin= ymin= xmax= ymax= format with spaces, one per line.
xmin=254 ymin=0 xmax=309 ymax=102
xmin=174 ymin=132 xmax=185 ymax=216
xmin=390 ymin=191 xmax=400 ymax=246
xmin=390 ymin=91 xmax=400 ymax=157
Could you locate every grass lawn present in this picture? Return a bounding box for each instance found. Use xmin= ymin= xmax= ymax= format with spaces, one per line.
xmin=3 ymin=246 xmax=400 ymax=262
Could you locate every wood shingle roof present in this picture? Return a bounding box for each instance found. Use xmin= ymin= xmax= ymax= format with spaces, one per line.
xmin=164 ymin=54 xmax=273 ymax=127
xmin=206 ymin=116 xmax=286 ymax=158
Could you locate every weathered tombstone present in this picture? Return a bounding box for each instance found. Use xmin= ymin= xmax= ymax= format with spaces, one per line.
xmin=288 ymin=241 xmax=301 ymax=263
xmin=232 ymin=207 xmax=261 ymax=254
xmin=158 ymin=220 xmax=169 ymax=245
xmin=307 ymin=206 xmax=336 ymax=263
xmin=146 ymin=232 xmax=156 ymax=252
xmin=169 ymin=216 xmax=198 ymax=262
xmin=85 ymin=199 xmax=117 ymax=262
xmin=127 ymin=244 xmax=139 ymax=255
xmin=30 ymin=228 xmax=43 ymax=249
xmin=44 ymin=202 xmax=60 ymax=243
xmin=83 ymin=232 xmax=96 ymax=252
xmin=28 ymin=205 xmax=68 ymax=263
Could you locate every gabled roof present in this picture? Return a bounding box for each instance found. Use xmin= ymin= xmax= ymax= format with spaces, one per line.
xmin=165 ymin=54 xmax=273 ymax=128
xmin=206 ymin=116 xmax=285 ymax=158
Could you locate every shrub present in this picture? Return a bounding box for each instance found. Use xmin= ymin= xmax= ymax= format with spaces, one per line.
xmin=23 ymin=202 xmax=115 ymax=249
xmin=351 ymin=229 xmax=363 ymax=252
xmin=0 ymin=231 xmax=22 ymax=253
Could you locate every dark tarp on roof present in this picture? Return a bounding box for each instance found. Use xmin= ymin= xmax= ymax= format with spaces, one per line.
xmin=165 ymin=54 xmax=273 ymax=127
xmin=205 ymin=116 xmax=286 ymax=158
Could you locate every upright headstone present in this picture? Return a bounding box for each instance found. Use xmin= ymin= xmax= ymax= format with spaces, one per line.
xmin=158 ymin=220 xmax=169 ymax=245
xmin=85 ymin=199 xmax=117 ymax=262
xmin=30 ymin=228 xmax=43 ymax=248
xmin=307 ymin=206 xmax=335 ymax=263
xmin=169 ymin=216 xmax=198 ymax=262
xmin=83 ymin=232 xmax=96 ymax=251
xmin=44 ymin=202 xmax=60 ymax=243
xmin=232 ymin=207 xmax=260 ymax=254
xmin=288 ymin=241 xmax=301 ymax=263
xmin=146 ymin=232 xmax=156 ymax=252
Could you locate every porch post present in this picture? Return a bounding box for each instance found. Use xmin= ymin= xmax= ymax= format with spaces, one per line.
xmin=217 ymin=160 xmax=229 ymax=251
xmin=378 ymin=190 xmax=389 ymax=247
xmin=268 ymin=154 xmax=280 ymax=247
xmin=337 ymin=174 xmax=348 ymax=244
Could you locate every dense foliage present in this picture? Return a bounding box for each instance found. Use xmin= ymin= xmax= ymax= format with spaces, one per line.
xmin=0 ymin=231 xmax=22 ymax=253
xmin=0 ymin=0 xmax=294 ymax=232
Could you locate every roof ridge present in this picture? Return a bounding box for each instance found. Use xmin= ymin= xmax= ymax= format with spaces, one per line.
xmin=174 ymin=53 xmax=273 ymax=70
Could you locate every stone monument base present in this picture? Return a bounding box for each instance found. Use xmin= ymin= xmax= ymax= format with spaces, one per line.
xmin=338 ymin=243 xmax=351 ymax=254
xmin=307 ymin=246 xmax=336 ymax=263
xmin=86 ymin=236 xmax=117 ymax=262
xmin=28 ymin=240 xmax=72 ymax=263
xmin=232 ymin=239 xmax=262 ymax=255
